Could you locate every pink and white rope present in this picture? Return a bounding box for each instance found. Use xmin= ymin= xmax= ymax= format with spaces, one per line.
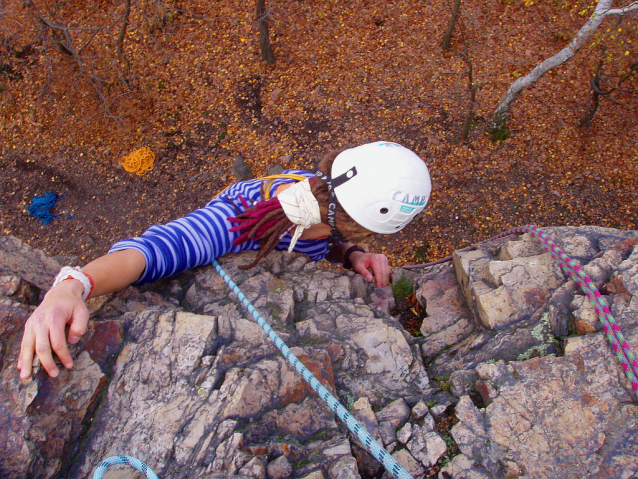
xmin=495 ymin=225 xmax=638 ymax=397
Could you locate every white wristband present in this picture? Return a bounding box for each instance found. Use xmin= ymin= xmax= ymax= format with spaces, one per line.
xmin=52 ymin=266 xmax=93 ymax=301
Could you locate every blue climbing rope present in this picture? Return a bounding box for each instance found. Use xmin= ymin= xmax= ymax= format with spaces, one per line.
xmin=93 ymin=455 xmax=159 ymax=479
xmin=212 ymin=259 xmax=414 ymax=479
xmin=92 ymin=260 xmax=413 ymax=479
xmin=27 ymin=191 xmax=74 ymax=225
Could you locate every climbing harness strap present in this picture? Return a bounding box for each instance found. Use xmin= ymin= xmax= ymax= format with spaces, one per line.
xmin=262 ymin=173 xmax=311 ymax=182
xmin=495 ymin=225 xmax=638 ymax=398
xmin=212 ymin=173 xmax=310 ymax=202
xmin=212 ymin=259 xmax=413 ymax=479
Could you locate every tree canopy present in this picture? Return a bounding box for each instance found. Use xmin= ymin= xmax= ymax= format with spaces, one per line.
xmin=0 ymin=0 xmax=636 ymax=266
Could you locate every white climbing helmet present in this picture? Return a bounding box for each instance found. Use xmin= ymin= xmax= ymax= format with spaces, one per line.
xmin=331 ymin=141 xmax=431 ymax=234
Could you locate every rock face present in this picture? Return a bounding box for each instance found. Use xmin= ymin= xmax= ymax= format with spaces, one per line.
xmin=0 ymin=226 xmax=637 ymax=479
xmin=433 ymin=227 xmax=638 ymax=479
xmin=0 ymin=236 xmax=62 ymax=290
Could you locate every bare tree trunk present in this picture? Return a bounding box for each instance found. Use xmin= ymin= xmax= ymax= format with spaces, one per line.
xmin=581 ymin=57 xmax=606 ymax=128
xmin=256 ymin=0 xmax=275 ymax=64
xmin=117 ymin=0 xmax=132 ymax=60
xmin=442 ymin=0 xmax=462 ymax=51
xmin=460 ymin=52 xmax=478 ymax=140
xmin=117 ymin=0 xmax=132 ymax=76
xmin=581 ymin=58 xmax=637 ymax=127
xmin=488 ymin=0 xmax=638 ymax=137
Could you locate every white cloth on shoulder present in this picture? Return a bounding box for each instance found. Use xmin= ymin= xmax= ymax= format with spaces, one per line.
xmin=276 ymin=179 xmax=321 ymax=252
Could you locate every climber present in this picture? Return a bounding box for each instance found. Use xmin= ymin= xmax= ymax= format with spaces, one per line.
xmin=18 ymin=141 xmax=432 ymax=380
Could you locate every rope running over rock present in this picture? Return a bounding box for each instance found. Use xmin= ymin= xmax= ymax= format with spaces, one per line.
xmin=93 ymin=225 xmax=638 ymax=478
xmin=406 ymin=224 xmax=638 ymax=398
xmin=212 ymin=258 xmax=414 ymax=479
xmin=495 ymin=225 xmax=638 ymax=398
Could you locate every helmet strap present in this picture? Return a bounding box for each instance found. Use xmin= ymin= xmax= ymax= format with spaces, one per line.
xmin=314 ymin=167 xmax=357 ymax=250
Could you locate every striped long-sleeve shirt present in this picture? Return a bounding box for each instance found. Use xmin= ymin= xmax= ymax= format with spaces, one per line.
xmin=109 ymin=170 xmax=329 ymax=285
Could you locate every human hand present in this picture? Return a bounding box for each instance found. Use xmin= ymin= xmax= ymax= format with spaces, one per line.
xmin=18 ymin=279 xmax=89 ymax=380
xmin=349 ymin=251 xmax=392 ymax=288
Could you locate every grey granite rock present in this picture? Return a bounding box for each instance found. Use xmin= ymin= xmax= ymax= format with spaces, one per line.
xmin=1 ymin=226 xmax=637 ymax=479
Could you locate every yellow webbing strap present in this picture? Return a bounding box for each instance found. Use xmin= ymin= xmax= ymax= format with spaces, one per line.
xmin=213 ymin=173 xmax=309 ymax=201
xmin=260 ymin=174 xmax=309 ymax=199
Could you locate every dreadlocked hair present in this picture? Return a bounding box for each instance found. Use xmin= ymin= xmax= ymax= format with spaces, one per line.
xmin=228 ymin=195 xmax=294 ymax=270
xmin=227 ymin=147 xmax=375 ymax=270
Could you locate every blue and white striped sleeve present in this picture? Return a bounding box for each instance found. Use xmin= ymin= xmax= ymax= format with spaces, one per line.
xmin=108 ymin=172 xmax=330 ymax=285
xmin=276 ymin=235 xmax=329 ymax=262
xmin=109 ymin=180 xmax=263 ymax=284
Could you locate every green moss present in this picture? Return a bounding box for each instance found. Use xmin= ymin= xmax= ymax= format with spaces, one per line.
xmin=435 ymin=375 xmax=451 ymax=392
xmin=391 ymin=276 xmax=413 ymax=300
xmin=512 ymin=365 xmax=521 ymax=380
xmin=338 ymin=389 xmax=357 ymax=412
xmin=266 ymin=302 xmax=283 ymax=321
xmin=489 ymin=127 xmax=509 ymax=142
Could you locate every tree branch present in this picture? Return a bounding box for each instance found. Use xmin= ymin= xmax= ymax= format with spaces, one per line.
xmin=489 ymin=0 xmax=624 ymax=133
xmin=605 ymin=1 xmax=638 ymax=15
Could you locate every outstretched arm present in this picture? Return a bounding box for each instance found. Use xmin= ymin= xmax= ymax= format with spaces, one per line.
xmin=18 ymin=249 xmax=146 ymax=380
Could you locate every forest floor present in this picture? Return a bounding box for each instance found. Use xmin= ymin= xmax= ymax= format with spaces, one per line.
xmin=1 ymin=0 xmax=637 ymax=270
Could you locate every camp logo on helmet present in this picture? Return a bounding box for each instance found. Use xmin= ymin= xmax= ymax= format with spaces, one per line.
xmin=391 ymin=191 xmax=428 ymax=208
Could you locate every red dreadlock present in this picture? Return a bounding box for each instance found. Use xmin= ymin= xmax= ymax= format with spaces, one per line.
xmin=227 ymin=196 xmax=294 ymax=269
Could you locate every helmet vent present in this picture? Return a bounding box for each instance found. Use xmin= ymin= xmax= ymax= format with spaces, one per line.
xmin=380 ymin=208 xmax=389 ymax=214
